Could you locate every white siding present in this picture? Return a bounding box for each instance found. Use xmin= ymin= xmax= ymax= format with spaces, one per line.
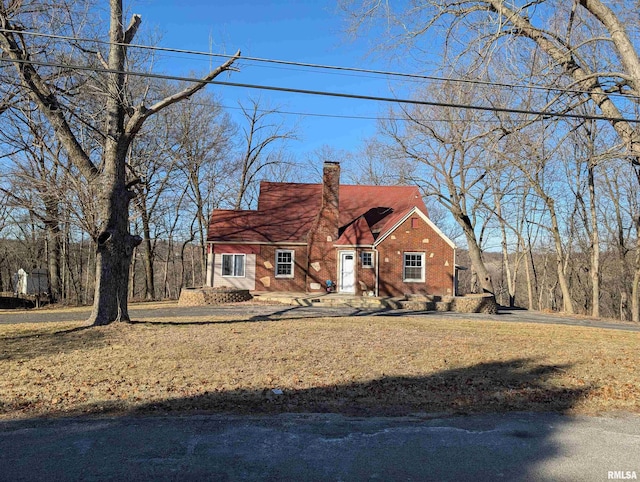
xmin=213 ymin=253 xmax=256 ymax=290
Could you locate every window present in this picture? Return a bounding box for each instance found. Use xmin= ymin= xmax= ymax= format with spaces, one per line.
xmin=221 ymin=254 xmax=245 ymax=277
xmin=361 ymin=251 xmax=374 ymax=268
xmin=275 ymin=250 xmax=294 ymax=278
xmin=403 ymin=252 xmax=424 ymax=282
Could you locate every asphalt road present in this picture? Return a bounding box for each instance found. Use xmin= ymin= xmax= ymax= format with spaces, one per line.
xmin=1 ymin=412 xmax=639 ymax=481
xmin=1 ymin=302 xmax=639 ymax=332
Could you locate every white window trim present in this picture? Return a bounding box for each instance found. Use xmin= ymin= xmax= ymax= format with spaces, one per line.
xmin=275 ymin=249 xmax=295 ymax=278
xmin=221 ymin=253 xmax=246 ymax=278
xmin=361 ymin=251 xmax=374 ymax=269
xmin=403 ymin=252 xmax=425 ymax=282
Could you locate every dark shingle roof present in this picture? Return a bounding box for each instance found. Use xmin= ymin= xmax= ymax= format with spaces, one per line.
xmin=207 ymin=182 xmax=428 ymax=244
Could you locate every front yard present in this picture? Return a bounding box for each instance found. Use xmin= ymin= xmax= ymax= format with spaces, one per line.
xmin=1 ymin=312 xmax=638 ymax=419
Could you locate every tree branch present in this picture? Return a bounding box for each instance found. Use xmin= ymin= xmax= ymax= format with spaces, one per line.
xmin=124 ymin=14 xmax=142 ymax=44
xmin=124 ymin=49 xmax=241 ymax=139
xmin=0 ymin=16 xmax=99 ymax=179
xmin=578 ymin=0 xmax=640 ymax=93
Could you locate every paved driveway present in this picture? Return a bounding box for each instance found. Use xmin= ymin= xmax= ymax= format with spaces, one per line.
xmin=1 ymin=302 xmax=639 ymax=332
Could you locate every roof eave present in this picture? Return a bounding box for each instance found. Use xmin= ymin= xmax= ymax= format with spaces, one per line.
xmin=208 ymin=240 xmax=308 ymax=246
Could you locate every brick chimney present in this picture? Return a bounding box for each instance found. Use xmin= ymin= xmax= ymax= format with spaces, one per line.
xmin=320 ymin=161 xmax=340 ymax=239
xmin=306 ymin=161 xmax=341 ymax=291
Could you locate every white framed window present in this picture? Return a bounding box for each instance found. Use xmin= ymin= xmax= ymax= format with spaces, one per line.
xmin=361 ymin=251 xmax=374 ymax=268
xmin=221 ymin=254 xmax=245 ymax=277
xmin=275 ymin=249 xmax=295 ymax=278
xmin=403 ymin=252 xmax=425 ymax=282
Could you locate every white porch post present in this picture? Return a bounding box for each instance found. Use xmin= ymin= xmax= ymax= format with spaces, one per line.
xmin=206 ymin=244 xmax=214 ymax=287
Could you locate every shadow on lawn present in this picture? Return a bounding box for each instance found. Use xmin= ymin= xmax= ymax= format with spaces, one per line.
xmin=129 ymin=305 xmax=435 ymax=326
xmin=246 ymin=305 xmax=411 ymax=321
xmin=130 ymin=358 xmax=588 ymax=417
xmin=0 ymin=325 xmax=104 ymax=362
xmin=47 ymin=357 xmax=590 ymax=418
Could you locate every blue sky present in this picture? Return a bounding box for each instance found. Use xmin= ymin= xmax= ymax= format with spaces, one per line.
xmin=133 ymin=0 xmax=401 ymax=159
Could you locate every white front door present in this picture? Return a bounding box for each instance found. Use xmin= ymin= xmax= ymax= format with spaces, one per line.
xmin=339 ymin=251 xmax=356 ymax=293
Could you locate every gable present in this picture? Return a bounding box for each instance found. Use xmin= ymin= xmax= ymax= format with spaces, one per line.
xmin=373 ymin=207 xmax=456 ymax=249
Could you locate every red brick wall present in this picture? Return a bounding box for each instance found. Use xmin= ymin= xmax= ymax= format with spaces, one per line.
xmin=355 ymin=248 xmax=376 ymax=295
xmin=376 ymin=215 xmax=454 ymax=297
xmin=254 ymin=245 xmax=308 ymax=292
xmin=307 ymin=234 xmax=338 ymax=291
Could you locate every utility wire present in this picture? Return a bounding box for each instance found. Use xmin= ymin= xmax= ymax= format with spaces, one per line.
xmin=217 ymin=103 xmax=560 ymax=123
xmin=2 ymin=27 xmax=639 ymax=102
xmin=1 ymin=55 xmax=639 ymax=124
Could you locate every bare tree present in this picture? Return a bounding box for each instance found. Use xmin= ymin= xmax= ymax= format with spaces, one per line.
xmin=0 ymin=105 xmax=77 ymax=302
xmin=502 ymin=121 xmax=578 ymax=313
xmin=380 ymin=82 xmax=498 ymax=294
xmin=563 ymin=117 xmax=614 ymax=317
xmin=166 ymin=88 xmax=236 ymax=284
xmin=342 ymin=0 xmax=640 ymax=165
xmin=597 ymin=159 xmax=639 ymax=319
xmin=0 ymin=0 xmax=240 ymax=324
xmin=127 ymin=118 xmax=177 ymax=300
xmin=233 ymin=98 xmax=297 ymax=209
xmin=342 ymin=0 xmax=640 ymax=316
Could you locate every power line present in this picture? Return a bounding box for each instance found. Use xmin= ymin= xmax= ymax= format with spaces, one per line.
xmin=216 ymin=103 xmax=559 ymax=123
xmin=1 ymin=55 xmax=639 ymax=124
xmin=2 ymin=27 xmax=639 ymax=102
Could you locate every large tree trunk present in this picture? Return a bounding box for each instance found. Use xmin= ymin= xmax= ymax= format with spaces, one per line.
xmin=458 ymin=214 xmax=494 ymax=294
xmin=87 ymin=168 xmax=142 ymax=324
xmin=87 ymin=0 xmax=140 ymax=325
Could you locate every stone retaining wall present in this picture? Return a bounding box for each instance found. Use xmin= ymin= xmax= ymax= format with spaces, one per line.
xmin=178 ymin=288 xmax=253 ymax=306
xmin=400 ymin=293 xmax=497 ymax=314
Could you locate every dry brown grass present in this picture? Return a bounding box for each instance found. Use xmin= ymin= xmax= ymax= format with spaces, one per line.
xmin=1 ymin=313 xmax=638 ymax=420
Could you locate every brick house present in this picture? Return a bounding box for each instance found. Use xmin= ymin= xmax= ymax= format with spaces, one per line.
xmin=205 ymin=162 xmax=456 ymax=297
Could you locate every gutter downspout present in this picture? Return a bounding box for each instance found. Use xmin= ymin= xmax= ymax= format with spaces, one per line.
xmin=374 ymin=247 xmax=379 ymax=297
xmin=453 ymin=247 xmax=457 ymax=296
